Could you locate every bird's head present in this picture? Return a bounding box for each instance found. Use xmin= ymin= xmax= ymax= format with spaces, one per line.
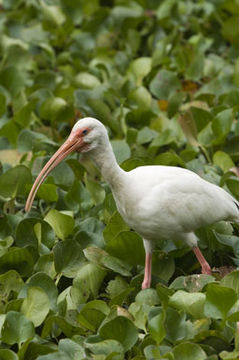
xmin=25 ymin=117 xmax=107 ymax=212
xmin=71 ymin=117 xmax=109 ymax=153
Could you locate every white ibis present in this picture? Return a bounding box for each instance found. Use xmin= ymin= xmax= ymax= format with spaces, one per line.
xmin=25 ymin=117 xmax=239 ymax=289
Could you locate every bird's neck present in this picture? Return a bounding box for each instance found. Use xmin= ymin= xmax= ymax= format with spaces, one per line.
xmin=89 ymin=142 xmax=126 ymax=191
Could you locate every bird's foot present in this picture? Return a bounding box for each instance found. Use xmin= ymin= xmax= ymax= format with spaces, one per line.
xmin=142 ymin=251 xmax=152 ymax=289
xmin=193 ymin=246 xmax=212 ymax=276
xmin=201 ymin=264 xmax=212 ymax=275
xmin=142 ymin=280 xmax=151 ymax=289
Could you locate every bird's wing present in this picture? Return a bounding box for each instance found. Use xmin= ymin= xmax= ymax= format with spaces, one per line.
xmin=131 ymin=167 xmax=239 ymax=234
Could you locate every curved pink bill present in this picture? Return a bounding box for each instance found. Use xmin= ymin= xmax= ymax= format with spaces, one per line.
xmin=25 ymin=135 xmax=82 ymax=212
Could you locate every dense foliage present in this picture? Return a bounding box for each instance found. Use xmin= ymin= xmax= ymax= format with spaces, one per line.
xmin=1 ymin=0 xmax=239 ymax=359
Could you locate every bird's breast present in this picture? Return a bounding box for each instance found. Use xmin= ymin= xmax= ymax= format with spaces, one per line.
xmin=113 ymin=189 xmax=176 ymax=242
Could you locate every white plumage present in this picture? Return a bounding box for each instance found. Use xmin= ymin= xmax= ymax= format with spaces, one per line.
xmin=25 ymin=117 xmax=239 ymax=289
xmin=122 ymin=166 xmax=238 ymax=242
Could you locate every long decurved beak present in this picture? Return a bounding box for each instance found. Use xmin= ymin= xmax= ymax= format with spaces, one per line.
xmin=25 ymin=133 xmax=83 ymax=212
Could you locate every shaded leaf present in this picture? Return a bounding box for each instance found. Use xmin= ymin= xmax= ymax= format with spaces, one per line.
xmin=2 ymin=311 xmax=34 ymax=345
xmin=44 ymin=210 xmax=74 ymax=240
xmin=173 ymin=342 xmax=207 ymax=360
xmin=106 ymin=231 xmax=145 ymax=267
xmin=0 ymin=165 xmax=32 ymax=199
xmin=204 ymin=283 xmax=237 ymax=320
xmin=99 ymin=316 xmax=138 ymax=352
xmin=71 ymin=263 xmax=106 ymax=305
xmin=21 ymin=287 xmax=50 ymax=327
xmin=150 ymin=70 xmax=181 ymax=100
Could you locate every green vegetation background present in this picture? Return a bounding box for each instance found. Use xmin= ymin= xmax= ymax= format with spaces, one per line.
xmin=0 ymin=0 xmax=239 ymax=359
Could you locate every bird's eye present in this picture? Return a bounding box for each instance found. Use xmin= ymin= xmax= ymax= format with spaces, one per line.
xmin=82 ymin=129 xmax=88 ymax=135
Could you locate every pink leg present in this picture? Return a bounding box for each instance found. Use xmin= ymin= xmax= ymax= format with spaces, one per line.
xmin=142 ymin=252 xmax=152 ymax=289
xmin=193 ymin=246 xmax=211 ymax=275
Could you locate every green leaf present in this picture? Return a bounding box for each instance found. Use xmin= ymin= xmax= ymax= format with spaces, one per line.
xmin=83 ymin=246 xmax=107 ymax=264
xmin=0 ymin=270 xmax=24 ymax=300
xmin=148 ymin=308 xmax=166 ymax=344
xmin=234 ymin=58 xmax=239 ymax=86
xmin=204 ymin=283 xmax=237 ymax=320
xmin=165 ymin=307 xmax=192 ymax=342
xmin=34 ymin=184 xmax=58 ymax=203
xmin=226 ymin=179 xmax=239 ymax=200
xmin=152 ymin=253 xmax=175 ymax=282
xmin=190 ymin=106 xmax=212 ymax=132
xmin=21 ymin=286 xmax=50 ymax=326
xmin=178 ymin=111 xmax=198 ymax=146
xmin=222 ymin=16 xmax=239 ymax=43
xmin=128 ymin=302 xmax=149 ymax=332
xmin=149 ymin=70 xmax=181 ymax=100
xmin=0 ymin=349 xmax=18 ymax=360
xmin=169 ymin=290 xmax=206 ymax=318
xmin=0 ymin=149 xmax=25 ymax=166
xmin=53 ymin=239 xmax=85 ymax=277
xmin=40 ymin=97 xmax=74 ymax=123
xmin=77 ymin=300 xmax=110 ymax=331
xmin=101 ymin=254 xmax=132 ymax=276
xmin=129 ymin=86 xmax=152 ymax=109
xmin=0 ymin=248 xmax=34 ymax=276
xmin=84 ymin=245 xmax=132 ymax=277
xmin=17 ymin=129 xmax=56 ymax=152
xmin=87 ymin=99 xmax=113 ymax=131
xmin=13 ymin=99 xmax=37 ymax=128
xmin=85 ymin=175 xmax=105 ymax=205
xmin=1 ymin=311 xmax=35 ymax=345
xmin=220 ymin=350 xmax=239 ymax=360
xmin=71 ymin=263 xmax=106 ymax=306
xmin=144 ymin=344 xmax=168 ymax=360
xmin=41 ymin=315 xmax=84 ymax=339
xmin=186 ymin=52 xmax=204 ymax=81
xmin=172 ymin=342 xmax=207 ymax=360
xmin=59 ymin=338 xmax=85 ymax=358
xmin=106 ymin=231 xmax=145 ymax=266
xmin=213 ymin=232 xmax=239 ymax=255
xmin=130 ymin=57 xmax=152 ymax=85
xmin=99 ymin=316 xmax=138 ymax=352
xmin=103 ymin=211 xmax=129 ymax=243
xmin=15 ymin=218 xmax=39 ymax=249
xmin=135 ymin=289 xmax=159 ymax=306
xmin=44 ymin=209 xmax=74 ymax=240
xmin=85 ymin=339 xmax=124 ymax=356
xmin=220 ymin=270 xmax=239 ymax=298
xmin=35 ymin=253 xmax=55 ymax=278
xmin=20 ymin=272 xmax=58 ymax=311
xmin=0 ymin=236 xmax=13 ymax=257
xmin=0 ymin=66 xmax=27 ymax=97
xmin=65 ymin=180 xmax=92 ymax=212
xmin=155 ymin=152 xmax=185 ymax=167
xmin=0 ymin=93 xmax=6 ymax=117
xmin=0 ymin=165 xmax=32 ymax=199
xmin=156 ymin=0 xmax=176 ymax=19
xmin=37 ymin=338 xmax=85 ymax=360
xmin=33 ymin=221 xmax=55 ymax=249
xmin=106 ymin=276 xmax=129 ymax=299
xmin=42 ymin=158 xmax=75 ymax=188
xmin=40 ymin=0 xmax=66 ymax=27
xmin=212 ymin=109 xmax=233 ymax=140
xmin=109 ymin=288 xmax=133 ymax=307
xmin=137 ymin=127 xmax=157 ymax=145
xmin=0 ymin=120 xmax=20 ymax=146
xmin=169 ymin=274 xmax=214 ymax=292
xmin=74 ymin=72 xmax=101 ymax=89
xmin=213 ymin=151 xmax=234 ymax=172
xmin=111 ymin=140 xmax=131 ymax=164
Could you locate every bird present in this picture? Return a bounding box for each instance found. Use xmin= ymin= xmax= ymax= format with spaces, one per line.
xmin=25 ymin=117 xmax=239 ymax=289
